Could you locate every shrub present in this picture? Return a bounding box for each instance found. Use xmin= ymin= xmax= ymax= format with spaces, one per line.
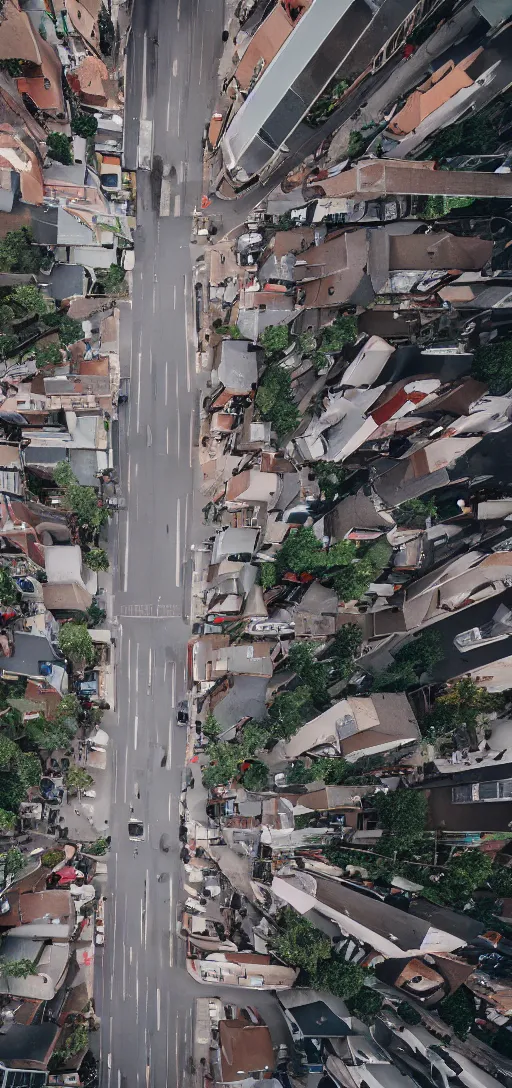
xmin=86 ymin=837 xmax=109 ymax=856
xmin=46 ymin=132 xmax=73 ymax=165
xmin=397 ymin=1002 xmax=422 ymax=1025
xmin=255 ymin=365 xmax=300 ymax=440
xmin=11 ymin=284 xmax=48 ymax=317
xmin=242 ymin=761 xmax=268 ymax=791
xmin=58 ymin=623 xmax=95 ymax=667
xmin=347 ymin=130 xmax=365 ymax=159
xmin=439 ymin=987 xmax=476 ymax=1039
xmin=98 ymin=3 xmax=115 ymax=54
xmin=34 ymin=343 xmax=62 ymax=369
xmin=65 ymin=765 xmax=94 ymax=791
xmin=41 ymin=848 xmax=65 ymax=868
xmin=259 ymin=562 xmax=276 ymax=590
xmin=260 ymin=325 xmax=289 ymax=356
xmin=0 ymin=228 xmax=46 ymax=274
xmin=347 ymin=988 xmax=383 ymax=1023
xmin=85 ymin=547 xmax=110 ymax=572
xmin=71 ymin=111 xmax=98 ymax=138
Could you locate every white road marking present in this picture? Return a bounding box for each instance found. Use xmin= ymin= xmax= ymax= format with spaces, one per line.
xmin=123 ymin=512 xmax=130 ymax=592
xmin=172 ymin=58 xmax=178 ymax=77
xmin=198 ymin=21 xmax=205 ymax=85
xmin=156 ymin=988 xmax=161 ymax=1031
xmin=168 ymin=793 xmax=171 ymax=820
xmin=183 ymin=276 xmax=191 ymax=391
xmin=141 ymin=32 xmax=148 ymax=119
xmin=175 ymin=498 xmax=181 ymax=586
xmin=113 ymin=749 xmax=118 ymax=804
xmin=166 ymin=427 xmax=169 ymax=455
xmin=123 ymin=748 xmax=128 ymax=803
xmin=118 ymin=1070 xmax=121 ymax=1088
xmin=166 ymin=88 xmax=171 ymax=131
xmin=152 ymin=283 xmax=156 ymax=313
xmin=135 ymin=642 xmax=139 ymax=693
xmin=144 ymin=870 xmax=149 ymax=947
xmin=174 ymin=194 xmax=181 ymax=217
xmin=177 ymin=0 xmax=180 ymax=20
xmin=169 ymin=883 xmax=174 ymax=966
xmin=136 ymin=350 xmax=142 ymax=433
xmin=135 ymin=972 xmax=139 ymax=1023
xmin=126 ymin=456 xmax=131 ymax=495
xmin=149 ymin=347 xmax=153 ymax=374
xmin=184 ymin=491 xmax=189 ymax=544
xmin=171 ymin=660 xmax=176 ymax=706
xmin=134 ymin=714 xmax=139 ymax=751
xmin=189 ymin=410 xmax=194 ymax=467
xmin=129 ymin=946 xmax=133 ymax=964
xmin=165 ymin=361 xmax=168 ymax=405
xmin=173 ymin=284 xmax=176 ymax=309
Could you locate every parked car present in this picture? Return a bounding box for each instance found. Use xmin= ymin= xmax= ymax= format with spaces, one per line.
xmin=176 ymin=700 xmax=189 ymax=725
xmin=128 ymin=820 xmax=144 ymax=840
xmin=454 ymin=604 xmax=512 ymax=652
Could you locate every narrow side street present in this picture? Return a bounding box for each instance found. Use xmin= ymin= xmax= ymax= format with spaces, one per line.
xmin=96 ymin=0 xmax=224 ymax=1085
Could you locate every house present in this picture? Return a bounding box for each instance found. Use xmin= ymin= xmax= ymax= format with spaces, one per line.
xmin=278 ymin=693 xmax=420 ymax=763
xmin=17 ymin=38 xmax=65 ymax=118
xmin=419 ymin=758 xmax=512 ymax=834
xmin=306 ymin=158 xmax=512 ymax=205
xmin=374 ymin=954 xmax=473 ymax=1007
xmin=42 ymin=544 xmax=95 ymax=615
xmin=213 ymin=1015 xmax=275 ymax=1086
xmin=272 ymin=871 xmax=483 ymax=958
xmin=402 ymin=550 xmax=512 ymax=631
xmin=277 ymin=987 xmax=352 ymax=1065
xmin=224 ymin=469 xmax=281 ymax=507
xmin=231 ymin=0 xmax=311 ymax=94
xmin=0 ymin=890 xmax=74 ymax=938
xmin=1 ymin=632 xmax=67 ymax=693
xmin=218 ymin=0 xmax=450 ymax=191
xmin=0 ymin=127 xmax=44 ymax=208
xmin=211 ymin=527 xmax=259 ymax=564
xmin=186 ymin=949 xmax=298 ymax=989
xmin=191 ymin=636 xmax=273 ymax=687
xmin=0 ymin=1022 xmax=61 ymax=1072
xmin=0 ymin=935 xmax=70 ymax=999
xmin=67 ymin=55 xmax=120 ymax=109
xmin=210 ymin=341 xmax=260 ymax=411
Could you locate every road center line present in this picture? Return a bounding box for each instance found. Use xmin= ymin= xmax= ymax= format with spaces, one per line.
xmin=123 ymin=512 xmax=130 ymax=592
xmin=175 ymin=499 xmax=181 ymax=587
xmin=156 ymin=988 xmax=161 ymax=1031
xmin=133 ymin=714 xmax=139 ymax=751
xmin=136 ymin=350 xmax=142 ymax=433
xmin=165 ymin=361 xmax=168 ymax=405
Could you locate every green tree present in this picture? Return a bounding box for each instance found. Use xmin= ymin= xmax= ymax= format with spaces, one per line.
xmin=203 ymin=712 xmax=221 ymax=740
xmin=271 ymin=907 xmax=332 ymax=973
xmin=58 ymin=623 xmax=95 ymax=667
xmin=96 ymin=263 xmax=126 ymax=293
xmin=71 ymin=110 xmax=98 ymax=138
xmin=423 ymin=195 xmax=474 ymax=219
xmin=65 ymin=764 xmax=94 ymax=791
xmin=0 ymin=957 xmax=37 ymax=980
xmin=373 ymin=788 xmax=428 ymax=845
xmin=426 ymin=677 xmax=502 ymax=737
xmin=427 ymin=850 xmax=493 ymax=909
xmin=202 ymin=742 xmax=244 ymax=788
xmin=267 ymin=685 xmax=312 ymax=742
xmin=393 ymin=498 xmax=438 ymax=528
xmin=240 ymin=720 xmax=270 ymax=756
xmin=216 ymin=324 xmax=242 ymax=339
xmin=348 ymin=131 xmax=365 ymax=159
xmin=347 ymin=987 xmax=383 ymax=1022
xmin=86 ymin=837 xmax=109 ymax=856
xmin=397 ymin=1002 xmax=422 ymax=1026
xmin=98 ymin=3 xmax=115 ymax=54
xmin=0 ymin=228 xmax=45 ymax=274
xmin=275 ymin=526 xmax=323 ymax=577
xmin=472 ymin=341 xmax=512 ymax=396
xmin=439 ymin=987 xmax=476 ymax=1040
xmin=310 ymin=756 xmax=351 ymax=784
xmin=24 ymin=713 xmax=76 ymax=753
xmin=10 ymin=284 xmax=48 ymax=317
xmin=328 ymin=624 xmax=363 ymax=681
xmin=4 ymin=847 xmax=23 ymax=877
xmin=286 ymin=760 xmax=315 ymax=784
xmin=260 ymin=325 xmax=289 ymax=356
xmin=255 ymin=365 xmax=300 ymax=441
xmin=0 ymin=568 xmax=20 ymax=607
xmin=56 ymin=315 xmax=83 ymax=346
xmin=242 ymin=761 xmax=268 ymax=791
xmin=0 ymin=808 xmax=15 ymax=832
xmin=46 ymin=132 xmax=73 ymax=165
xmin=41 ymin=848 xmax=65 ymax=868
xmin=287 ymin=642 xmax=330 ymax=709
xmin=319 ymin=315 xmax=357 ymax=354
xmin=0 ymin=334 xmax=18 ymax=360
xmin=372 ymin=631 xmax=443 ymax=692
xmin=85 ymin=547 xmax=109 ymax=572
xmin=259 ymin=562 xmax=276 ymax=590
xmin=34 ymin=343 xmax=62 ymax=369
xmin=54 ymin=462 xmax=108 ymax=532
xmin=310 ymin=462 xmax=348 ymax=503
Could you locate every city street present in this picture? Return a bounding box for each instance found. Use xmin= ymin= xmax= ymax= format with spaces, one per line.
xmin=96 ymin=0 xmax=224 ymax=1084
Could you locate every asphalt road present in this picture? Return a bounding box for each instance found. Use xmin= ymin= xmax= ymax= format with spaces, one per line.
xmin=427 ymin=587 xmax=512 ymax=685
xmin=96 ymin=0 xmax=226 ymax=1085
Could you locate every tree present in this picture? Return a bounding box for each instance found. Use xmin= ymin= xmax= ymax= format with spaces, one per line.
xmin=328 ymin=624 xmax=363 ymax=681
xmin=46 ymin=132 xmax=73 ymax=165
xmin=310 ymin=756 xmax=351 ymax=784
xmin=287 ymin=642 xmax=330 ymax=709
xmin=426 ymin=677 xmax=502 ymax=738
xmin=71 ymin=110 xmax=98 ymax=138
xmin=267 ymin=686 xmax=312 ymax=742
xmin=202 ymin=712 xmax=221 ymax=740
xmin=4 ymin=847 xmax=23 ymax=877
xmin=255 ymin=365 xmax=300 ymax=441
xmin=202 ymin=742 xmax=244 ymax=788
xmin=310 ymin=462 xmax=348 ymax=503
xmin=394 ymin=498 xmax=438 ymax=528
xmin=472 ymin=342 xmax=512 ymax=396
xmin=0 ymin=958 xmax=37 ymax=979
xmin=423 ymin=195 xmax=474 ymax=220
xmin=348 ymin=130 xmax=365 ymax=158
xmin=397 ymin=1002 xmax=422 ymax=1026
xmin=424 ymin=107 xmax=504 ymax=161
xmin=24 ymin=713 xmax=75 ymax=753
xmin=259 ymin=562 xmax=276 ymax=590
xmin=34 ymin=343 xmax=63 ymax=369
xmin=260 ymin=325 xmax=289 ymax=356
xmin=275 ymin=526 xmax=323 ymax=577
xmin=59 ymin=623 xmax=95 ymax=667
xmin=86 ymin=837 xmax=109 ymax=856
xmin=0 ymin=334 xmax=18 ymax=360
xmin=271 ymin=908 xmax=332 ymax=974
xmin=56 ymin=315 xmax=83 ymax=346
xmin=96 ymin=263 xmax=125 ymax=293
xmin=372 ymin=631 xmax=443 ymax=692
xmin=242 ymin=761 xmax=268 ymax=791
xmin=85 ymin=547 xmax=109 ymax=572
xmin=0 ymin=808 xmax=15 ymax=832
xmin=319 ymin=315 xmax=357 ymax=354
xmin=439 ymin=987 xmax=476 ymax=1040
xmin=41 ymin=848 xmax=65 ymax=868
xmin=10 ymin=284 xmax=48 ymax=317
xmin=373 ymin=788 xmax=428 ymax=845
xmin=216 ymin=324 xmax=242 ymax=339
xmin=347 ymin=986 xmax=383 ymax=1020
xmin=65 ymin=764 xmax=94 ymax=791
xmin=0 ymin=228 xmax=45 ymax=274
xmin=98 ymin=3 xmax=115 ymax=54
xmin=427 ymin=850 xmax=493 ymax=909
xmin=316 ymin=957 xmax=368 ymax=1000
xmin=0 ymin=568 xmax=20 ymax=607
xmin=54 ymin=462 xmax=108 ymax=533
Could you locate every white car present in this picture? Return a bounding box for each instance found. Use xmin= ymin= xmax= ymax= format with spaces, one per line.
xmin=454 ymin=604 xmax=512 ymax=652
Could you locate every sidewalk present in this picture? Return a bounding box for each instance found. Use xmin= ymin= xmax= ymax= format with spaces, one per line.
xmin=326 ymin=2 xmax=482 ymax=165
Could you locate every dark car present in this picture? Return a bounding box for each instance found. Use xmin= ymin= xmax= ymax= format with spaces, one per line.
xmin=128 ymin=820 xmax=144 ymax=841
xmin=176 ymin=700 xmax=189 ymax=725
xmin=159 ymin=834 xmax=170 ymax=853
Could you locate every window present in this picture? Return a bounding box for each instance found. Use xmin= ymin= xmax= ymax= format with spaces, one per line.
xmin=452 ymin=778 xmax=512 ymax=803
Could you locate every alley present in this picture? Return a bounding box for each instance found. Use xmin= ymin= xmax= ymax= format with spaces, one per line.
xmin=97 ymin=0 xmax=223 ymax=1085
